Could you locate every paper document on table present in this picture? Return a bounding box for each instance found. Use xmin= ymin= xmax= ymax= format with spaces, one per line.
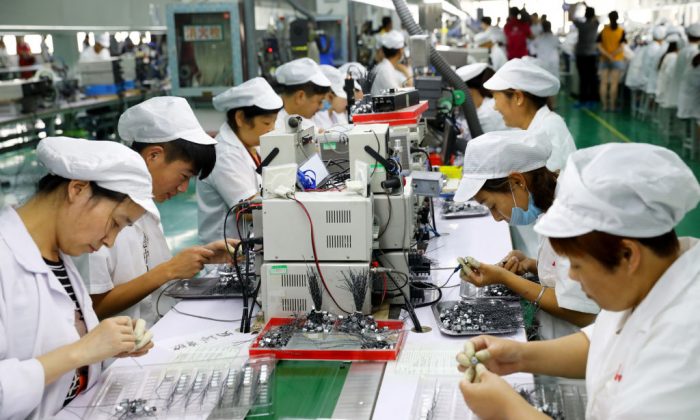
xmin=153 ymin=327 xmax=255 ymax=363
xmin=390 ymin=342 xmax=463 ymax=376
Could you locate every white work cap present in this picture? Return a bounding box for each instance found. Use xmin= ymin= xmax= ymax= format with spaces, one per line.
xmin=96 ymin=32 xmax=110 ymax=47
xmin=688 ymin=23 xmax=700 ymax=38
xmin=454 ymin=130 xmax=552 ymax=202
xmin=652 ymin=25 xmax=667 ymax=41
xmin=212 ymin=77 xmax=283 ymax=113
xmin=535 ymin=143 xmax=700 ymax=238
xmin=36 ymin=137 xmax=158 ymax=217
xmin=118 ymin=96 xmax=216 ymax=146
xmin=337 ymin=62 xmax=365 ymax=90
xmin=456 ymin=63 xmax=490 ymax=82
xmin=666 ymin=33 xmax=681 ymax=43
xmin=483 ymin=58 xmax=560 ymax=97
xmin=320 ymin=65 xmax=348 ymax=99
xmin=473 ymin=32 xmax=491 ymax=46
xmin=275 ymin=58 xmax=331 ymax=87
xmin=381 ymin=30 xmax=405 ymax=49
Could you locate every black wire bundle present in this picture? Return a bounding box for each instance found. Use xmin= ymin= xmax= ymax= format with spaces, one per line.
xmin=306 ymin=266 xmax=323 ymax=311
xmin=338 ymin=269 xmax=370 ymax=312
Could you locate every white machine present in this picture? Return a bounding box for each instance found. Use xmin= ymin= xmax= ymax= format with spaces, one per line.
xmin=347 ymin=123 xmax=389 ymax=193
xmin=259 ymin=117 xmax=317 ymax=167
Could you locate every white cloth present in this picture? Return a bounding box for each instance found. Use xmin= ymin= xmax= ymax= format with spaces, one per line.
xmin=490 ymin=45 xmax=508 ymax=70
xmin=275 ymin=58 xmax=331 ymax=87
xmin=197 ymin=123 xmax=261 ymax=244
xmin=379 ymin=30 xmax=405 ymax=49
xmin=643 ymin=42 xmax=666 ymax=94
xmin=78 ymin=46 xmax=110 ymax=62
xmin=582 ymin=237 xmax=700 ymax=419
xmin=36 ymin=137 xmax=157 ymax=217
xmin=118 ymin=96 xmax=216 ymax=146
xmin=456 ymin=63 xmax=490 ymax=82
xmin=0 ymin=206 xmax=102 ymax=420
xmin=527 ymin=106 xmax=577 ymax=172
xmin=212 ymin=77 xmax=282 ymax=112
xmin=77 ymin=212 xmax=172 ymax=327
xmin=655 ymin=52 xmax=678 ymax=107
xmin=668 ymin=43 xmax=698 ymax=108
xmin=312 ymin=110 xmax=349 ymax=131
xmin=535 ymin=143 xmax=700 ymax=239
xmin=677 ymin=50 xmax=700 ymax=120
xmin=476 ymin=97 xmax=507 ymax=133
xmin=530 ymin=33 xmax=561 ymax=77
xmin=370 ymin=59 xmax=407 ymax=96
xmin=274 ymin=107 xmax=316 ymax=131
xmin=483 ymin=58 xmax=560 ymax=97
xmin=535 ymin=227 xmax=599 ymax=340
xmin=625 ymin=44 xmax=648 ymax=89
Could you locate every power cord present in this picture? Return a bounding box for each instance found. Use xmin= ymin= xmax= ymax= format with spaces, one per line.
xmin=372 ymin=267 xmax=425 ymax=333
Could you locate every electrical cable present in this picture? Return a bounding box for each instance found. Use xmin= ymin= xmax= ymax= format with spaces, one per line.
xmin=376 ymin=268 xmax=424 ymax=332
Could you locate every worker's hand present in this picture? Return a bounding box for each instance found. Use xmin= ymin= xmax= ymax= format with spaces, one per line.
xmin=203 ymin=239 xmax=241 ymax=264
xmin=459 ymin=368 xmax=536 ymax=420
xmin=75 ymin=316 xmax=137 ymax=365
xmin=459 ymin=260 xmax=507 ymax=287
xmin=457 ymin=335 xmax=524 ymax=376
xmin=115 ymin=341 xmax=154 ymax=358
xmin=500 ymin=250 xmax=536 ymax=275
xmin=163 ymin=246 xmax=215 ymax=280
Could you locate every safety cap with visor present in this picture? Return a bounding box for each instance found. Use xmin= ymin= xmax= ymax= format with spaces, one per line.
xmin=534 ymin=143 xmax=700 ymax=239
xmin=212 ymin=77 xmax=283 ymax=112
xmin=118 ymin=96 xmax=216 ymax=146
xmin=275 ymin=58 xmax=331 ymax=87
xmin=36 ymin=136 xmax=158 ymax=218
xmin=454 ymin=130 xmax=552 ymax=202
xmin=483 ymin=58 xmax=560 ymax=97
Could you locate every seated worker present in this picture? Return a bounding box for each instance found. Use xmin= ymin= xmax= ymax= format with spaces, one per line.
xmin=313 ymin=65 xmax=351 ymax=130
xmin=197 ymin=77 xmax=282 ymax=243
xmin=0 ymin=137 xmax=155 ymax=419
xmin=338 ymin=61 xmax=367 ymax=100
xmin=459 ymin=143 xmax=700 ymax=419
xmin=370 ymin=30 xmax=413 ymax=96
xmin=274 ymin=58 xmax=331 ymax=130
xmin=484 ymin=58 xmax=576 ymax=172
xmin=456 ymin=63 xmax=508 ymax=134
xmin=455 ymin=130 xmax=598 ymax=340
xmin=79 ymin=32 xmax=111 ymax=62
xmin=79 ymin=97 xmax=236 ymax=326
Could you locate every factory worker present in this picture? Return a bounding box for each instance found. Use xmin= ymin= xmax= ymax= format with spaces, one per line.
xmin=677 ymin=24 xmax=700 ymax=120
xmin=313 ymin=65 xmax=351 ymax=130
xmin=78 ymin=97 xmax=235 ymax=326
xmin=484 ymin=58 xmax=576 ymax=172
xmin=0 ymin=137 xmax=156 ymax=420
xmin=79 ymin=32 xmax=111 ymax=62
xmin=274 ymin=58 xmax=331 ymax=130
xmin=642 ymin=25 xmax=667 ymax=96
xmin=459 ymin=143 xmax=700 ymax=420
xmin=197 ymin=77 xmax=282 ymax=244
xmin=370 ymin=30 xmax=413 ymax=96
xmin=655 ymin=34 xmax=681 ymax=108
xmin=338 ymin=62 xmax=366 ymax=100
xmin=455 ymin=131 xmax=598 ymax=340
xmin=529 ymin=20 xmax=560 ymax=77
xmin=669 ymin=23 xmax=700 ymax=110
xmin=455 ymin=63 xmax=507 ymax=134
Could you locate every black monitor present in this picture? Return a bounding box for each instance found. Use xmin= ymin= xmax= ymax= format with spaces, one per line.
xmin=440 ymin=118 xmax=459 ymax=165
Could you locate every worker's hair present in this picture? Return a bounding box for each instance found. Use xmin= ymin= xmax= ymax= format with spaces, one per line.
xmin=658 ymin=42 xmax=679 ymax=70
xmin=689 ymin=34 xmax=700 ymax=43
xmin=381 ymin=16 xmax=392 ymax=29
xmin=479 ymin=167 xmax=557 ymax=212
xmin=227 ymin=105 xmax=282 ymax=132
xmin=278 ymin=81 xmax=331 ymax=98
xmin=382 ymin=46 xmax=402 ymax=59
xmin=481 ymin=17 xmax=492 ymax=26
xmin=36 ymin=174 xmax=128 ymax=202
xmin=693 ymin=53 xmax=700 ymax=67
xmin=465 ymin=67 xmax=496 ymax=98
xmin=501 ymin=88 xmax=549 ymax=109
xmin=585 ymin=7 xmax=596 ymax=20
xmin=608 ymin=11 xmax=619 ymax=30
xmin=542 ymin=20 xmax=552 ymax=34
xmin=509 ymin=7 xmax=519 ymax=18
xmin=131 ymin=139 xmax=216 ymax=180
xmin=549 ymin=230 xmax=679 ymax=271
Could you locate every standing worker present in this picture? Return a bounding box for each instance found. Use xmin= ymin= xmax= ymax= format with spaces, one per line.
xmin=572 ymin=7 xmax=600 ymax=108
xmin=370 ymin=30 xmax=413 ymax=96
xmin=597 ymin=11 xmax=627 ymax=112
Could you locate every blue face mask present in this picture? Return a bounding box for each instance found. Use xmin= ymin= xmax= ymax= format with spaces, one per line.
xmin=508 ymin=183 xmax=543 ymax=226
xmin=321 ymin=100 xmax=331 ymax=111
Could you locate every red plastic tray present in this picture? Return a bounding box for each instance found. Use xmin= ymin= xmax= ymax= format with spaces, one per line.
xmin=249 ymin=317 xmax=407 ymax=361
xmin=353 ymin=101 xmax=429 ymax=126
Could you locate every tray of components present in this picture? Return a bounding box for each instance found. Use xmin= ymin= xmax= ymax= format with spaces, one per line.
xmin=249 ymin=310 xmax=407 ymax=361
xmin=441 ymin=200 xmax=490 ymax=219
xmin=515 ymin=383 xmax=587 ymax=420
xmin=165 ymin=263 xmax=257 ymax=299
xmin=432 ymin=299 xmax=524 ymax=336
xmin=461 ymin=282 xmax=520 ymax=300
xmin=85 ymin=356 xmax=276 ymax=419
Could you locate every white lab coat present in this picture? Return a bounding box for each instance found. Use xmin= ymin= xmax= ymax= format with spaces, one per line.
xmin=643 ymin=42 xmax=666 ymax=94
xmin=531 ymin=33 xmax=560 ymax=77
xmin=655 ymin=52 xmax=678 ymax=108
xmin=677 ymin=64 xmax=700 ymax=120
xmin=535 ymin=228 xmax=599 ymax=340
xmin=490 ymin=45 xmax=508 ymax=71
xmin=625 ymin=44 xmax=648 ymax=90
xmin=197 ymin=122 xmax=261 ymax=244
xmin=312 ymin=110 xmax=349 ymax=131
xmin=0 ymin=206 xmax=102 ymax=420
xmin=583 ymin=237 xmax=700 ymax=419
xmin=370 ymin=59 xmax=407 ymax=96
xmin=275 ymin=107 xmax=316 ymax=131
xmin=76 ymin=212 xmax=172 ymax=327
xmin=526 ymin=106 xmax=577 ymax=172
xmin=668 ymin=43 xmax=699 ymax=108
xmin=78 ymin=46 xmax=110 ymax=62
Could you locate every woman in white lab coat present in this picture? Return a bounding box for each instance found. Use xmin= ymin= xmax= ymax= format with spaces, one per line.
xmin=655 ymin=35 xmax=680 ymax=108
xmin=484 ymin=58 xmax=576 ymax=172
xmin=454 ymin=130 xmax=598 ymax=341
xmin=530 ymin=20 xmax=560 ymax=78
xmin=0 ymin=137 xmax=156 ymax=420
xmin=459 ymin=143 xmax=700 ymax=419
xmin=455 ymin=63 xmax=508 ymax=135
xmin=197 ymin=77 xmax=282 ymax=244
